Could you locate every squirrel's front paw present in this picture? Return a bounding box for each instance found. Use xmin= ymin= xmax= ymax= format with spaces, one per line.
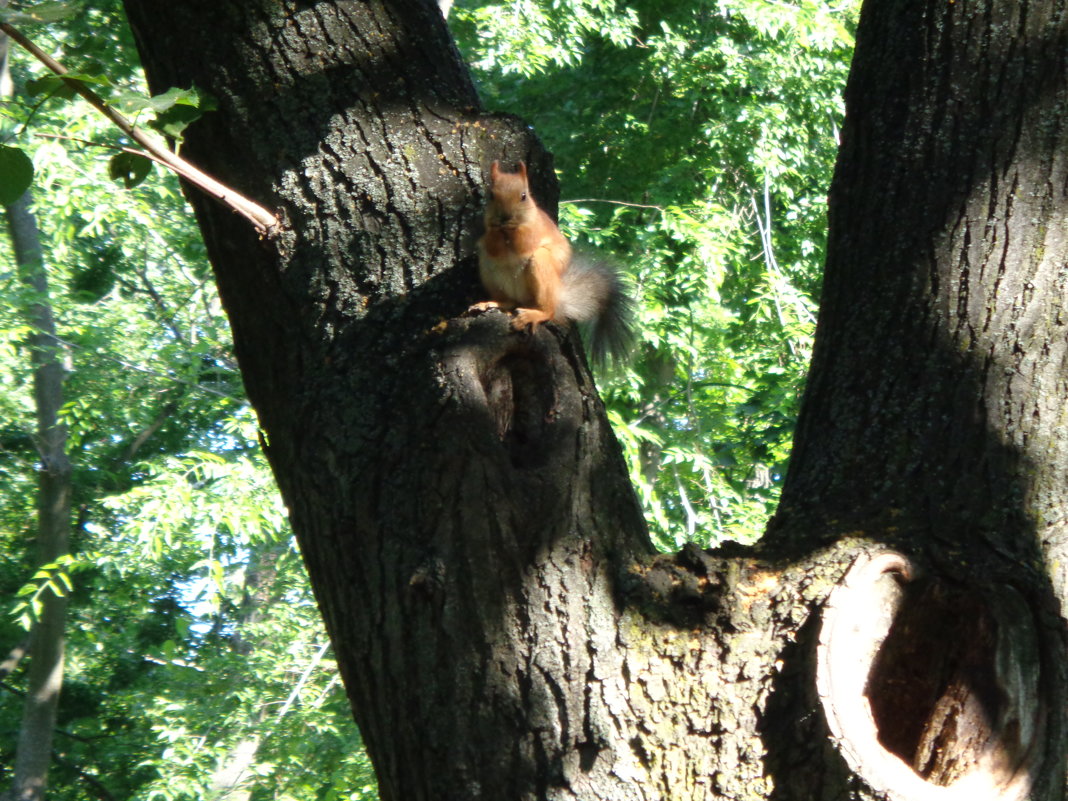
xmin=512 ymin=308 xmax=551 ymax=331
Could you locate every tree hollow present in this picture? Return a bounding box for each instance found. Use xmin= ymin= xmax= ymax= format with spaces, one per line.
xmin=817 ymin=553 xmax=1043 ymax=801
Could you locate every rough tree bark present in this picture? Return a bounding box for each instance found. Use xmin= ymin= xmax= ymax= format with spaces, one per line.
xmin=120 ymin=1 xmax=1068 ymax=800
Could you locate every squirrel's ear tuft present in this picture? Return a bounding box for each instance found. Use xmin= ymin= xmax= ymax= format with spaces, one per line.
xmin=517 ymin=161 xmax=528 ymax=179
xmin=490 ymin=160 xmax=501 ymax=179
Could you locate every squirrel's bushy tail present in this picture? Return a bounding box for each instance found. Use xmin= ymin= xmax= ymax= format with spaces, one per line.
xmin=559 ymin=253 xmax=635 ymax=366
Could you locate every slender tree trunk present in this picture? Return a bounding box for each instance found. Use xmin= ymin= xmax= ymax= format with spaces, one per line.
xmin=119 ymin=1 xmax=1068 ymax=799
xmin=5 ymin=197 xmax=72 ymax=801
xmin=0 ymin=28 xmax=72 ymax=801
xmin=3 ymin=185 xmax=72 ymax=801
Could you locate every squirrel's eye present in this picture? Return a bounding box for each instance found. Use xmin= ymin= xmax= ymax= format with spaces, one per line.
xmin=520 ymin=192 xmax=527 ymax=201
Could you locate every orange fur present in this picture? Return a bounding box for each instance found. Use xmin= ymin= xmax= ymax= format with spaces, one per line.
xmin=476 ymin=161 xmax=572 ymax=331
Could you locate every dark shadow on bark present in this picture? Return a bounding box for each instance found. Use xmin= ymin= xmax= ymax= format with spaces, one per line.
xmin=760 ymin=611 xmax=854 ymax=801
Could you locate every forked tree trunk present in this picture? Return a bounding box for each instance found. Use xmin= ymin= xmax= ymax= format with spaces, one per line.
xmin=121 ymin=1 xmax=1068 ymax=800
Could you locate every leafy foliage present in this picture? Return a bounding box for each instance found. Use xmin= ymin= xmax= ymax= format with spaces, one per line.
xmin=0 ymin=5 xmax=375 ymax=799
xmin=0 ymin=1 xmax=80 ymax=26
xmin=452 ymin=0 xmax=858 ymax=547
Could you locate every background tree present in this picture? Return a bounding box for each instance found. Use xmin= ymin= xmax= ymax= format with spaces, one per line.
xmin=114 ymin=1 xmax=1068 ymax=801
xmin=1 ymin=75 xmax=71 ymax=801
xmin=0 ymin=5 xmax=374 ymax=799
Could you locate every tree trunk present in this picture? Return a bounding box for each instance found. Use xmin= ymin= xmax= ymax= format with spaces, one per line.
xmin=1 ymin=29 xmax=72 ymax=801
xmin=768 ymin=1 xmax=1068 ymax=796
xmin=3 ymin=194 xmax=72 ymax=801
xmin=119 ymin=1 xmax=1068 ymax=800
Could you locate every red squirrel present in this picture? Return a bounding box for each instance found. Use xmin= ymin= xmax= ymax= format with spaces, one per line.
xmin=475 ymin=160 xmax=633 ymax=364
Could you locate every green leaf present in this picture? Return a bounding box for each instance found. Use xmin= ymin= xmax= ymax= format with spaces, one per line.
xmin=26 ymin=75 xmax=75 ymax=100
xmin=149 ymin=104 xmax=206 ymax=139
xmin=114 ymin=85 xmax=216 ymax=114
xmin=108 ymin=151 xmax=153 ymax=189
xmin=0 ymin=145 xmax=34 ymax=206
xmin=0 ymin=1 xmax=80 ymax=24
xmin=175 ymin=616 xmax=191 ymax=639
xmin=26 ymin=72 xmax=110 ymax=100
xmin=111 ymin=86 xmax=216 ymax=139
